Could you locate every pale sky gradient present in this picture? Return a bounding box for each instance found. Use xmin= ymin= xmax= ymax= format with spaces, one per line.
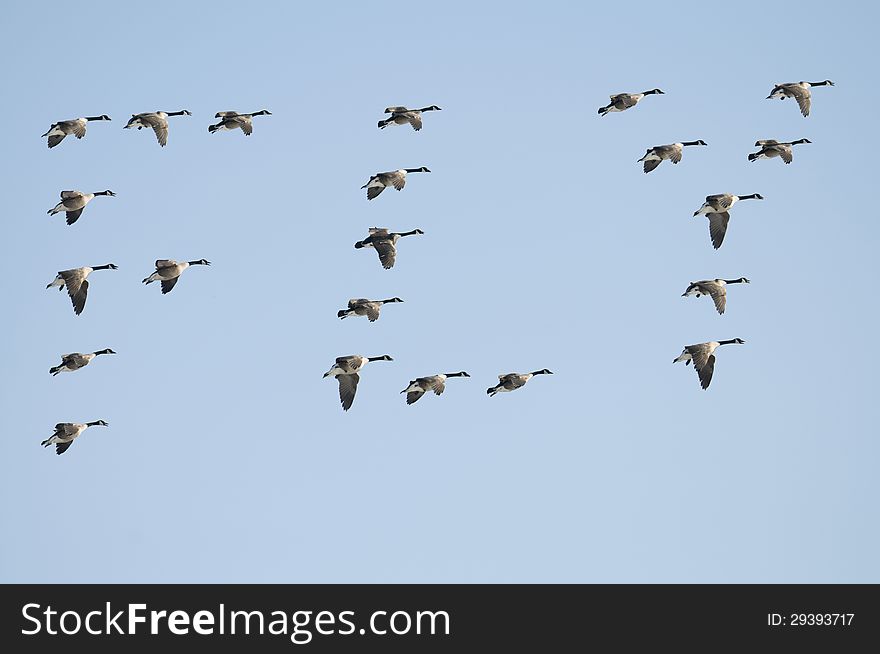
xmin=2 ymin=1 xmax=878 ymax=582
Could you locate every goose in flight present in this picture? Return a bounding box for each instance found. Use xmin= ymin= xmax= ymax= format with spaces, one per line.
xmin=674 ymin=339 xmax=744 ymax=389
xmin=47 ymin=264 xmax=118 ymax=315
xmin=47 ymin=190 xmax=115 ymax=225
xmin=748 ymin=139 xmax=811 ymax=164
xmin=638 ymin=140 xmax=707 ymax=173
xmin=42 ymin=115 xmax=111 ymax=148
xmin=598 ymin=89 xmax=664 ymax=116
xmin=681 ymin=278 xmax=749 ymax=315
xmin=766 ymin=80 xmax=834 ymax=117
xmin=208 ymin=110 xmax=272 ymax=135
xmin=693 ymin=194 xmax=764 ymax=249
xmin=361 ymin=167 xmax=430 ymax=200
xmin=402 ymin=372 xmax=470 ymax=405
xmin=378 ymin=105 xmax=442 ymax=131
xmin=142 ymin=259 xmax=211 ymax=294
xmin=41 ymin=420 xmax=108 ymax=455
xmin=124 ymin=110 xmax=192 ymax=146
xmin=50 ymin=349 xmax=116 ymax=376
xmin=338 ymin=297 xmax=403 ymax=322
xmin=487 ymin=369 xmax=553 ymax=396
xmin=323 ymin=354 xmax=393 ymax=411
xmin=354 ymin=228 xmax=423 ymax=269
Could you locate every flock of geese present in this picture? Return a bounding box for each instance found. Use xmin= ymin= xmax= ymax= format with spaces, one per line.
xmin=38 ymin=80 xmax=834 ymax=453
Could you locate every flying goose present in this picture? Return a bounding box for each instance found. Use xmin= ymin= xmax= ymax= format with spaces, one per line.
xmin=673 ymin=339 xmax=745 ymax=389
xmin=355 ymin=228 xmax=423 ymax=269
xmin=338 ymin=297 xmax=403 ymax=322
xmin=402 ymin=372 xmax=470 ymax=405
xmin=208 ymin=110 xmax=272 ymax=135
xmin=42 ymin=115 xmax=111 ymax=149
xmin=378 ymin=105 xmax=442 ymax=131
xmin=638 ymin=140 xmax=707 ymax=173
xmin=124 ymin=110 xmax=192 ymax=146
xmin=41 ymin=420 xmax=108 ymax=455
xmin=598 ymin=89 xmax=664 ymax=116
xmin=361 ymin=168 xmax=430 ymax=200
xmin=323 ymin=354 xmax=393 ymax=411
xmin=47 ymin=190 xmax=115 ymax=225
xmin=693 ymin=194 xmax=764 ymax=249
xmin=50 ymin=349 xmax=116 ymax=376
xmin=748 ymin=138 xmax=811 ymax=164
xmin=47 ymin=264 xmax=118 ymax=315
xmin=487 ymin=369 xmax=553 ymax=396
xmin=766 ymin=80 xmax=834 ymax=117
xmin=682 ymin=278 xmax=749 ymax=315
xmin=142 ymin=259 xmax=211 ymax=294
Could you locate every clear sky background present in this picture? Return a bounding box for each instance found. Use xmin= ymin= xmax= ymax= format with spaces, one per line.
xmin=2 ymin=1 xmax=878 ymax=583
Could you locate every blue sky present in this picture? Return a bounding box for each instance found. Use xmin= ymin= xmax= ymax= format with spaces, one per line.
xmin=2 ymin=1 xmax=878 ymax=583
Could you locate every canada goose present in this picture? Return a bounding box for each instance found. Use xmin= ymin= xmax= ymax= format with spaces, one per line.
xmin=338 ymin=297 xmax=403 ymax=322
xmin=355 ymin=228 xmax=423 ymax=269
xmin=487 ymin=369 xmax=553 ymax=396
xmin=42 ymin=115 xmax=111 ymax=149
xmin=41 ymin=420 xmax=108 ymax=455
xmin=673 ymin=339 xmax=744 ymax=389
xmin=598 ymin=89 xmax=664 ymax=116
xmin=50 ymin=349 xmax=116 ymax=375
xmin=124 ymin=110 xmax=192 ymax=146
xmin=378 ymin=105 xmax=442 ymax=131
xmin=693 ymin=194 xmax=764 ymax=249
xmin=142 ymin=259 xmax=211 ymax=294
xmin=402 ymin=372 xmax=470 ymax=405
xmin=361 ymin=168 xmax=430 ymax=200
xmin=748 ymin=138 xmax=811 ymax=164
xmin=208 ymin=110 xmax=272 ymax=135
xmin=766 ymin=80 xmax=834 ymax=117
xmin=47 ymin=190 xmax=115 ymax=226
xmin=682 ymin=278 xmax=749 ymax=315
xmin=638 ymin=140 xmax=707 ymax=173
xmin=46 ymin=264 xmax=118 ymax=315
xmin=323 ymin=354 xmax=393 ymax=411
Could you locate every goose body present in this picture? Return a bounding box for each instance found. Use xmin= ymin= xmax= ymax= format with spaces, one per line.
xmin=673 ymin=339 xmax=744 ymax=389
xmin=42 ymin=115 xmax=111 ymax=148
xmin=487 ymin=369 xmax=553 ymax=396
xmin=598 ymin=89 xmax=664 ymax=116
xmin=40 ymin=420 xmax=108 ymax=455
xmin=142 ymin=258 xmax=211 ymax=294
xmin=338 ymin=297 xmax=403 ymax=322
xmin=378 ymin=105 xmax=442 ymax=131
xmin=46 ymin=264 xmax=118 ymax=315
xmin=323 ymin=354 xmax=393 ymax=411
xmin=47 ymin=190 xmax=115 ymax=225
xmin=124 ymin=110 xmax=191 ymax=146
xmin=50 ymin=349 xmax=116 ymax=375
xmin=766 ymin=80 xmax=834 ymax=117
xmin=693 ymin=194 xmax=764 ymax=249
xmin=638 ymin=140 xmax=707 ymax=173
xmin=354 ymin=227 xmax=424 ymax=269
xmin=748 ymin=138 xmax=811 ymax=164
xmin=361 ymin=167 xmax=430 ymax=200
xmin=402 ymin=371 xmax=470 ymax=405
xmin=208 ymin=110 xmax=271 ymax=135
xmin=681 ymin=278 xmax=749 ymax=315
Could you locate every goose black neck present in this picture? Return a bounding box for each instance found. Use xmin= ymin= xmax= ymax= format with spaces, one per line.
xmin=809 ymin=81 xmax=831 ymax=86
xmin=367 ymin=356 xmax=390 ymax=362
xmin=417 ymin=106 xmax=439 ymax=112
xmin=682 ymin=141 xmax=703 ymax=146
xmin=531 ymin=370 xmax=549 ymax=376
xmin=92 ymin=264 xmax=114 ymax=271
xmin=85 ymin=116 xmax=107 ymax=121
xmin=718 ymin=339 xmax=740 ymax=346
xmin=404 ymin=168 xmax=425 ymax=173
xmin=446 ymin=372 xmax=467 ymax=378
xmin=187 ymin=260 xmax=205 ymax=266
xmin=86 ymin=421 xmax=105 ymax=427
xmin=740 ymin=194 xmax=760 ymax=200
xmin=723 ymin=279 xmax=745 ymax=285
xmin=94 ymin=349 xmax=112 ymax=356
xmin=397 ymin=230 xmax=421 ymax=237
xmin=168 ymin=111 xmax=189 ymax=116
xmin=380 ymin=298 xmax=401 ymax=304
